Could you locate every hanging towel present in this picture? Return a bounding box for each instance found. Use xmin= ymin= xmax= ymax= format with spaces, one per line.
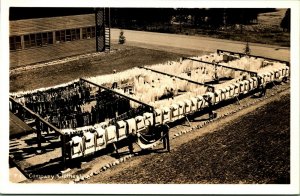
xmin=177 ymin=101 xmax=185 ymax=118
xmin=196 ymin=95 xmax=204 ymax=109
xmin=184 ymin=99 xmax=192 ymax=114
xmin=70 ymin=136 xmax=83 ymax=159
xmin=94 ymin=127 xmax=106 ymax=151
xmin=238 ymin=81 xmax=245 ymax=93
xmin=154 ymin=109 xmax=163 ymax=125
xmin=248 ymin=78 xmax=254 ymax=91
xmin=286 ymin=67 xmax=290 ymax=77
xmin=214 ymin=90 xmax=222 ymax=104
xmin=225 ymin=86 xmax=231 ymax=99
xmin=162 ymin=107 xmax=171 ymax=124
xmin=143 ymin=112 xmax=154 ymax=126
xmin=205 ymin=92 xmax=215 ymax=106
xmin=106 ymin=125 xmax=117 ymax=144
xmin=220 ymin=88 xmax=227 ymax=101
xmin=125 ymin=118 xmax=137 ymax=135
xmin=228 ymin=84 xmax=235 ymax=97
xmin=269 ymin=71 xmax=275 ymax=81
xmin=117 ymin=120 xmax=127 ymax=141
xmin=190 ymin=97 xmax=198 ymax=112
xmin=243 ymin=80 xmax=250 ymax=94
xmin=135 ymin=116 xmax=146 ymax=132
xmin=83 ymin=131 xmax=95 ymax=156
xmin=170 ymin=104 xmax=179 ymax=121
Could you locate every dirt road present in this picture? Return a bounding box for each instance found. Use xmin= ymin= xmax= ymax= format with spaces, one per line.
xmin=111 ymin=29 xmax=290 ymax=61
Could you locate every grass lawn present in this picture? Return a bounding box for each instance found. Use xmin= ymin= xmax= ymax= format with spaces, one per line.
xmin=96 ymin=94 xmax=290 ymax=184
xmin=10 ymin=45 xmax=194 ymax=93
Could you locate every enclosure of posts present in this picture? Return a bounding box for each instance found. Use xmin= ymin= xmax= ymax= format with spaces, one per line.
xmin=9 ymin=49 xmax=290 ymax=171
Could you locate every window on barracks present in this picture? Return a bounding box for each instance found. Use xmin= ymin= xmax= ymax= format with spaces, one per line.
xmin=36 ymin=33 xmax=42 ymax=46
xmin=15 ymin=36 xmax=22 ymax=50
xmin=82 ymin=26 xmax=96 ymax=39
xmin=30 ymin=34 xmax=36 ymax=47
xmin=42 ymin=32 xmax=48 ymax=45
xmin=56 ymin=30 xmax=66 ymax=43
xmin=66 ymin=29 xmax=71 ymax=41
xmin=71 ymin=29 xmax=80 ymax=41
xmin=48 ymin=32 xmax=53 ymax=44
xmin=24 ymin=35 xmax=30 ymax=48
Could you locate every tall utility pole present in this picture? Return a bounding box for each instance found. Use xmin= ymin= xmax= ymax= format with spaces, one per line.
xmin=95 ymin=8 xmax=110 ymax=52
xmin=95 ymin=8 xmax=105 ymax=52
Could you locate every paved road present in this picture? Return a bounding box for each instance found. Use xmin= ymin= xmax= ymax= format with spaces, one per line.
xmin=111 ymin=29 xmax=290 ymax=61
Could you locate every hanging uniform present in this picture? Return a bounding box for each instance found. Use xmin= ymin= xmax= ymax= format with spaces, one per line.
xmin=83 ymin=131 xmax=96 ymax=156
xmin=184 ymin=99 xmax=192 ymax=114
xmin=70 ymin=136 xmax=84 ymax=159
xmin=105 ymin=125 xmax=117 ymax=144
xmin=117 ymin=120 xmax=127 ymax=141
xmin=125 ymin=118 xmax=137 ymax=135
xmin=94 ymin=127 xmax=107 ymax=151
xmin=154 ymin=109 xmax=163 ymax=126
xmin=190 ymin=97 xmax=198 ymax=112
xmin=162 ymin=107 xmax=171 ymax=124
xmin=170 ymin=104 xmax=179 ymax=121
xmin=135 ymin=116 xmax=146 ymax=133
xmin=143 ymin=112 xmax=154 ymax=127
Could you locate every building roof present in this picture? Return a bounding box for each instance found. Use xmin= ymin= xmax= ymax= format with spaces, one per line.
xmin=10 ymin=14 xmax=95 ymax=36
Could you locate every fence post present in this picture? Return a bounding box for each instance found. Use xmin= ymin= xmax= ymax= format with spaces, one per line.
xmin=35 ymin=118 xmax=42 ymax=153
xmin=61 ymin=134 xmax=67 ymax=169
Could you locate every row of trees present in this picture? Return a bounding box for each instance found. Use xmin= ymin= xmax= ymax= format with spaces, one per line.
xmin=109 ymin=8 xmax=279 ymax=29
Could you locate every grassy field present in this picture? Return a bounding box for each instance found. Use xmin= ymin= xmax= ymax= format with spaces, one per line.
xmin=10 ymin=45 xmax=191 ymax=92
xmin=92 ymin=93 xmax=290 ymax=184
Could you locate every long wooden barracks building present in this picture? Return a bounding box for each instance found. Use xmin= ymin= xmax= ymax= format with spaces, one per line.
xmin=9 ymin=8 xmax=110 ymax=68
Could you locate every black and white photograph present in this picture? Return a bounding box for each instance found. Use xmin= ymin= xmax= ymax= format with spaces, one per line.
xmin=0 ymin=0 xmax=299 ymax=194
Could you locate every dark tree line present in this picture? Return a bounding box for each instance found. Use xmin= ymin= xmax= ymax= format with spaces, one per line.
xmin=110 ymin=8 xmax=277 ymax=29
xmin=11 ymin=7 xmax=288 ymax=32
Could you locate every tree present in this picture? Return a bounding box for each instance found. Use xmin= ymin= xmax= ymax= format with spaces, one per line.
xmin=244 ymin=41 xmax=251 ymax=55
xmin=280 ymin=9 xmax=290 ymax=32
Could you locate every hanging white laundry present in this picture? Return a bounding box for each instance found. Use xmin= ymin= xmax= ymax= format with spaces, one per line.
xmin=286 ymin=67 xmax=290 ymax=77
xmin=225 ymin=86 xmax=231 ymax=99
xmin=214 ymin=89 xmax=222 ymax=104
xmin=155 ymin=109 xmax=163 ymax=126
xmin=94 ymin=127 xmax=107 ymax=151
xmin=269 ymin=71 xmax=275 ymax=81
xmin=170 ymin=104 xmax=179 ymax=121
xmin=242 ymin=80 xmax=249 ymax=94
xmin=204 ymin=92 xmax=215 ymax=106
xmin=162 ymin=107 xmax=171 ymax=124
xmin=184 ymin=99 xmax=192 ymax=114
xmin=105 ymin=125 xmax=117 ymax=144
xmin=248 ymin=78 xmax=254 ymax=91
xmin=177 ymin=101 xmax=186 ymax=118
xmin=196 ymin=95 xmax=204 ymax=110
xmin=70 ymin=136 xmax=84 ymax=159
xmin=237 ymin=81 xmax=244 ymax=94
xmin=135 ymin=116 xmax=146 ymax=132
xmin=251 ymin=77 xmax=258 ymax=89
xmin=83 ymin=131 xmax=95 ymax=156
xmin=190 ymin=97 xmax=198 ymax=112
xmin=117 ymin=120 xmax=127 ymax=141
xmin=143 ymin=112 xmax=154 ymax=126
xmin=125 ymin=118 xmax=137 ymax=135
